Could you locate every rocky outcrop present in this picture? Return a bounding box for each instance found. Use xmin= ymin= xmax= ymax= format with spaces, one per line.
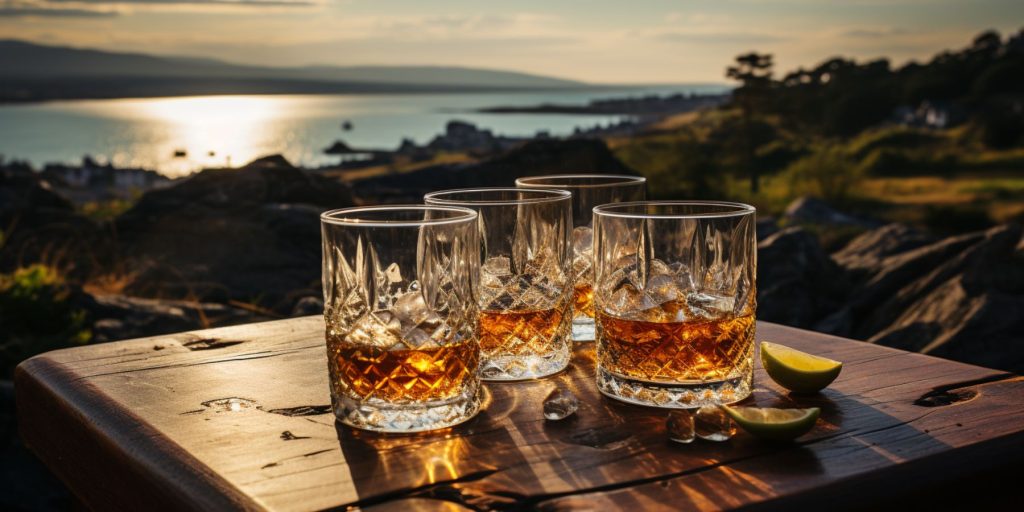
xmin=756 ymin=227 xmax=850 ymax=329
xmin=818 ymin=223 xmax=1024 ymax=373
xmin=352 ymin=139 xmax=637 ymax=203
xmin=115 ymin=155 xmax=354 ymax=312
xmin=0 ymin=168 xmax=103 ymax=275
xmin=830 ymin=223 xmax=936 ymax=278
xmin=784 ymin=196 xmax=883 ymax=228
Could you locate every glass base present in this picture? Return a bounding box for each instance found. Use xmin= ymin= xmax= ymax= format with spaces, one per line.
xmin=479 ymin=343 xmax=571 ymax=381
xmin=596 ymin=367 xmax=752 ymax=409
xmin=572 ymin=317 xmax=596 ymax=342
xmin=332 ymin=384 xmax=481 ymax=433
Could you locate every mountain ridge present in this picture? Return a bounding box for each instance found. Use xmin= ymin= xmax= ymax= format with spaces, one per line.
xmin=0 ymin=39 xmax=591 ymax=102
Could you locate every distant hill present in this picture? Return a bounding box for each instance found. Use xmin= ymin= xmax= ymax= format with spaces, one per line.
xmin=0 ymin=40 xmax=587 ymax=102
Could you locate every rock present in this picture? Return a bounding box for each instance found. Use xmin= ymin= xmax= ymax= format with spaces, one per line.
xmin=352 ymin=139 xmax=637 ymax=203
xmin=84 ymin=293 xmax=263 ymax=342
xmin=0 ymin=169 xmax=102 ymax=275
xmin=756 ymin=227 xmax=850 ymax=328
xmin=291 ymin=296 xmax=323 ymax=317
xmin=814 ymin=223 xmax=1024 ymax=373
xmin=756 ymin=216 xmax=779 ymax=241
xmin=831 ymin=223 xmax=936 ymax=278
xmin=838 ymin=230 xmax=989 ymax=338
xmin=115 ymin=155 xmax=354 ymax=312
xmin=783 ymin=196 xmax=882 ymax=228
xmin=864 ymin=224 xmax=1024 ymax=370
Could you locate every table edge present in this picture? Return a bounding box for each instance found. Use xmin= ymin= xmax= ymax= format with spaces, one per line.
xmin=15 ymin=355 xmax=263 ymax=511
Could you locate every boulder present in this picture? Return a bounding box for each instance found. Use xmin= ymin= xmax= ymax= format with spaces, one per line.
xmin=815 ymin=223 xmax=1024 ymax=373
xmin=831 ymin=223 xmax=936 ymax=278
xmin=291 ymin=295 xmax=324 ymax=316
xmin=0 ymin=169 xmax=102 ymax=275
xmin=756 ymin=227 xmax=850 ymax=329
xmin=756 ymin=216 xmax=779 ymax=241
xmin=783 ymin=196 xmax=882 ymax=229
xmin=353 ymin=139 xmax=638 ymax=203
xmin=864 ymin=224 xmax=1024 ymax=368
xmin=115 ymin=155 xmax=354 ymax=312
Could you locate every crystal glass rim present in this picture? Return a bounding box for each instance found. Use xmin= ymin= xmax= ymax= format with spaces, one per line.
xmin=424 ymin=187 xmax=572 ymax=206
xmin=320 ymin=204 xmax=478 ymax=227
xmin=593 ymin=200 xmax=756 ymax=219
xmin=515 ymin=174 xmax=647 ymax=189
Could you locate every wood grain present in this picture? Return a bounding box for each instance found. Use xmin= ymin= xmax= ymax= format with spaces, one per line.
xmin=14 ymin=317 xmax=1024 ymax=511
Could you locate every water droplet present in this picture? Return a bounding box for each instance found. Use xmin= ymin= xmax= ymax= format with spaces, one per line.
xmin=695 ymin=405 xmax=736 ymax=441
xmin=667 ymin=410 xmax=695 ymax=444
xmin=543 ymin=387 xmax=579 ymax=420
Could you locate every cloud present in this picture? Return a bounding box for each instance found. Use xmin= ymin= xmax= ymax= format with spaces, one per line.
xmin=45 ymin=0 xmax=314 ymax=6
xmin=654 ymin=31 xmax=789 ymax=45
xmin=0 ymin=0 xmax=117 ymax=16
xmin=0 ymin=6 xmax=116 ymax=16
xmin=369 ymin=13 xmax=558 ymax=37
xmin=842 ymin=27 xmax=910 ymax=38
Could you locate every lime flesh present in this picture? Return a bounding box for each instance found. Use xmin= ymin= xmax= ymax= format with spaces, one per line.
xmin=724 ymin=406 xmax=820 ymax=441
xmin=760 ymin=341 xmax=842 ymax=393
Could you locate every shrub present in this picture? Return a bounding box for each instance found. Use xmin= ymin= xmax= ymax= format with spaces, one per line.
xmin=848 ymin=126 xmax=944 ymax=159
xmin=0 ymin=265 xmax=91 ymax=378
xmin=614 ymin=135 xmax=723 ymax=199
xmin=857 ymin=148 xmax=960 ymax=176
xmin=783 ymin=145 xmax=862 ymax=203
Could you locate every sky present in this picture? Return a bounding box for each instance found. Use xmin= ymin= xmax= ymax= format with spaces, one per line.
xmin=1 ymin=0 xmax=1022 ymax=83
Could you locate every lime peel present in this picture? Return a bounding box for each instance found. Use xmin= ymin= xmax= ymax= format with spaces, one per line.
xmin=761 ymin=341 xmax=842 ymax=393
xmin=724 ymin=405 xmax=820 ymax=441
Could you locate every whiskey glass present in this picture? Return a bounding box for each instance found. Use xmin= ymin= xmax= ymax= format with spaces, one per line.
xmin=424 ymin=188 xmax=573 ymax=381
xmin=592 ymin=201 xmax=756 ymax=408
xmin=515 ymin=174 xmax=646 ymax=342
xmin=321 ymin=205 xmax=481 ymax=432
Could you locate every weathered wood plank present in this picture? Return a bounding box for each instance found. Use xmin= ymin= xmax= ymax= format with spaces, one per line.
xmin=15 ymin=317 xmax=1024 ymax=511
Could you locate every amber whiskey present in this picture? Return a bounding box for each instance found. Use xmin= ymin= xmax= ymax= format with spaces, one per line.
xmin=597 ymin=306 xmax=754 ymax=382
xmin=573 ymin=283 xmax=595 ymax=319
xmin=478 ymin=306 xmax=567 ymax=357
xmin=328 ymin=335 xmax=478 ymax=403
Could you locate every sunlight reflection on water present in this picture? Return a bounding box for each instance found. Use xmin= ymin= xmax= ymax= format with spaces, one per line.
xmin=0 ymin=86 xmax=724 ymax=178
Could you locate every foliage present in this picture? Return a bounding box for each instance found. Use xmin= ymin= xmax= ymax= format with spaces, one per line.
xmin=728 ymin=28 xmax=1024 ymax=143
xmin=783 ymin=145 xmax=862 ymax=203
xmin=0 ymin=264 xmax=91 ymax=378
xmin=847 ymin=126 xmax=946 ymax=159
xmin=613 ymin=133 xmax=723 ymax=199
xmin=80 ymin=198 xmax=136 ymax=222
xmin=725 ymin=52 xmax=775 ymax=193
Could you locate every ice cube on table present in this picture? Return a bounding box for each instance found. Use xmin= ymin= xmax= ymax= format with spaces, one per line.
xmin=695 ymin=405 xmax=736 ymax=441
xmin=543 ymin=387 xmax=579 ymax=421
xmin=667 ymin=410 xmax=696 ymax=444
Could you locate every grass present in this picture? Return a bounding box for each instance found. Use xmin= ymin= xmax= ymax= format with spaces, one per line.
xmin=608 ymin=110 xmax=1024 ymax=233
xmin=321 ymin=152 xmax=476 ymax=182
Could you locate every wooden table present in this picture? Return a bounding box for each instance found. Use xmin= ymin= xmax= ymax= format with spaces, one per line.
xmin=15 ymin=317 xmax=1024 ymax=511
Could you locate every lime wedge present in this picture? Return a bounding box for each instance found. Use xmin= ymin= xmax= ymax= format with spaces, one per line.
xmin=724 ymin=406 xmax=820 ymax=441
xmin=760 ymin=341 xmax=842 ymax=393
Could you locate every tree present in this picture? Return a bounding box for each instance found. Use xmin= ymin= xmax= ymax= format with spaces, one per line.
xmin=726 ymin=53 xmax=774 ymax=193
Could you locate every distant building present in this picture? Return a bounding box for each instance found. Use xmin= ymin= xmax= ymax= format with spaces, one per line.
xmin=891 ymin=101 xmax=965 ymax=129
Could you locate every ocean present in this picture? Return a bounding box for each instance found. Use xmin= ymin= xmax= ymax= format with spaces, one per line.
xmin=0 ymin=85 xmax=726 ymax=178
